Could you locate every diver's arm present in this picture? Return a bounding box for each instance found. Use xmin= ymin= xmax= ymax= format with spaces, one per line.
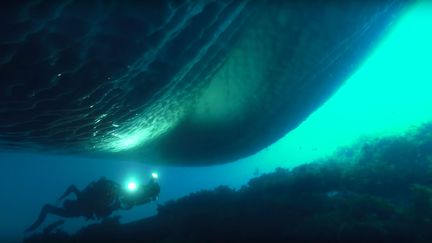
xmin=118 ymin=196 xmax=134 ymax=210
xmin=117 ymin=191 xmax=134 ymax=210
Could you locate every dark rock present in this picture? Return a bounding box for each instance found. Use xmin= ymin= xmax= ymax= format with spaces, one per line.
xmin=24 ymin=122 xmax=432 ymax=242
xmin=0 ymin=0 xmax=411 ymax=165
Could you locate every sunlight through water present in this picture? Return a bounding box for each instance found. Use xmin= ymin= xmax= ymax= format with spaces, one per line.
xmin=254 ymin=1 xmax=432 ymax=169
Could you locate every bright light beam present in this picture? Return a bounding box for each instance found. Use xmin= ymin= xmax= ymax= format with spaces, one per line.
xmin=127 ymin=181 xmax=137 ymax=192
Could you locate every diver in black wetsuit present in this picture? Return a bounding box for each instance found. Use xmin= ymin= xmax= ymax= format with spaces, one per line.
xmin=25 ymin=175 xmax=160 ymax=232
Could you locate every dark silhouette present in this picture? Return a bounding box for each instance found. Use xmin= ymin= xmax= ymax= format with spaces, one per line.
xmin=23 ymin=122 xmax=432 ymax=243
xmin=25 ymin=176 xmax=160 ymax=232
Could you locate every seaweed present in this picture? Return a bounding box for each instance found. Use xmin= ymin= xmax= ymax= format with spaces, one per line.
xmin=24 ymin=122 xmax=432 ymax=242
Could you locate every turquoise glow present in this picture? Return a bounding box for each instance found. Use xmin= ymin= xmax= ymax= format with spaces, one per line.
xmin=251 ymin=1 xmax=432 ymax=169
xmin=113 ymin=130 xmax=151 ymax=152
xmin=127 ymin=181 xmax=137 ymax=191
xmin=151 ymin=172 xmax=159 ymax=179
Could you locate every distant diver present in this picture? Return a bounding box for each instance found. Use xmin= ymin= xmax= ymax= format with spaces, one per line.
xmin=25 ymin=174 xmax=160 ymax=232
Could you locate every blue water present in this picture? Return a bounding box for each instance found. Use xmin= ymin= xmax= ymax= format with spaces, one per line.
xmin=1 ymin=1 xmax=432 ymax=242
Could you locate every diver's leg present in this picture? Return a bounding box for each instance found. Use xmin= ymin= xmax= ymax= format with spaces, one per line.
xmin=57 ymin=185 xmax=81 ymax=201
xmin=24 ymin=204 xmax=62 ymax=232
xmin=25 ymin=203 xmax=79 ymax=232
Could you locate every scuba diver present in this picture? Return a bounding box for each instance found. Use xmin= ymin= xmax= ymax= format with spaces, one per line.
xmin=25 ymin=173 xmax=160 ymax=232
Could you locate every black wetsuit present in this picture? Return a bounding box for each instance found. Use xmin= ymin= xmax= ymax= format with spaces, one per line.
xmin=26 ymin=177 xmax=160 ymax=232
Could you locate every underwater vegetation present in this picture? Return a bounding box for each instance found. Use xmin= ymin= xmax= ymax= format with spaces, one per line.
xmin=24 ymin=122 xmax=432 ymax=242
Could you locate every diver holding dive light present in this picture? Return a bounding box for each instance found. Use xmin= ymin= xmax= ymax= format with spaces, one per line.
xmin=25 ymin=173 xmax=160 ymax=232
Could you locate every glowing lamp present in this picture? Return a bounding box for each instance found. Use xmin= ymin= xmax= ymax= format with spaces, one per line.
xmin=127 ymin=181 xmax=137 ymax=191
